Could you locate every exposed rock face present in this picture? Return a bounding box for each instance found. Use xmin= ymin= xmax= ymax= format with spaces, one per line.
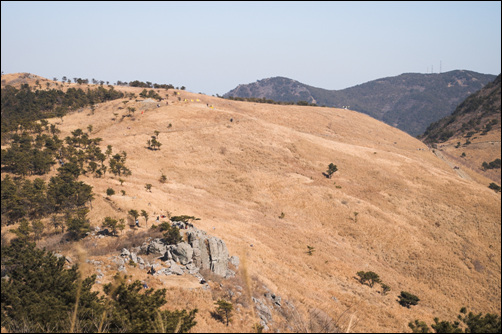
xmin=141 ymin=226 xmax=237 ymax=278
xmin=143 ymin=238 xmax=167 ymax=255
xmin=171 ymin=242 xmax=193 ymax=265
xmin=252 ymin=297 xmax=273 ymax=329
xmin=207 ymin=237 xmax=229 ymax=276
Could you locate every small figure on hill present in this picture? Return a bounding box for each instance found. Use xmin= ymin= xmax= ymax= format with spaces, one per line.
xmin=147 ymin=266 xmax=156 ymax=275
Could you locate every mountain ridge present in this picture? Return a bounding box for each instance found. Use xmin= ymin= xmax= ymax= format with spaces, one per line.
xmin=224 ymin=70 xmax=497 ymax=136
xmin=419 ymin=74 xmax=501 ymax=185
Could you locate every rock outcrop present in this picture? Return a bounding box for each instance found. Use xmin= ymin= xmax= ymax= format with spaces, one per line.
xmin=140 ymin=226 xmax=237 ymax=279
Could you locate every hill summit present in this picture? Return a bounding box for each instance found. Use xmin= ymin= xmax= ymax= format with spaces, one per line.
xmin=1 ymin=73 xmax=501 ymax=333
xmin=224 ymin=70 xmax=497 ymax=136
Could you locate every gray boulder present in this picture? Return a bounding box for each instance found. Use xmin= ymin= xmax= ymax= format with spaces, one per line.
xmin=120 ymin=248 xmax=130 ymax=258
xmin=168 ymin=260 xmax=184 ymax=275
xmin=208 ymin=237 xmax=229 ymax=277
xmin=171 ymin=242 xmax=193 ymax=265
xmin=190 ymin=237 xmax=211 ymax=270
xmin=229 ymin=255 xmax=240 ymax=269
xmin=146 ymin=238 xmax=167 ymax=255
xmin=252 ymin=297 xmax=273 ymax=326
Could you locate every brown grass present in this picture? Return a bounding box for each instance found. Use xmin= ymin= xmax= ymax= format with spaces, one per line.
xmin=2 ymin=74 xmax=500 ymax=332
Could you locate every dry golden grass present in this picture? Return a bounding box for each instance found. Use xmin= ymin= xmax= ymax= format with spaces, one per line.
xmin=436 ymin=131 xmax=501 ymax=185
xmin=2 ymin=73 xmax=501 ymax=332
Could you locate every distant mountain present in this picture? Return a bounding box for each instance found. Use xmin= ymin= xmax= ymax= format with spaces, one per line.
xmin=420 ymin=74 xmax=501 ymax=144
xmin=419 ymin=74 xmax=501 ymax=185
xmin=223 ymin=70 xmax=497 ymax=136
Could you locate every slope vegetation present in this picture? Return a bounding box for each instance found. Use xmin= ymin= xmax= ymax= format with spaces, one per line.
xmin=420 ymin=74 xmax=501 ymax=185
xmin=2 ymin=74 xmax=501 ymax=332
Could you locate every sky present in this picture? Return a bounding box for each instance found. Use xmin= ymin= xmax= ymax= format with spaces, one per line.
xmin=1 ymin=1 xmax=501 ymax=96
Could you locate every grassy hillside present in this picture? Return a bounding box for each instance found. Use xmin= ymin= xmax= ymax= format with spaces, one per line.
xmin=420 ymin=74 xmax=501 ymax=185
xmin=223 ymin=71 xmax=497 ymax=136
xmin=2 ymin=74 xmax=501 ymax=333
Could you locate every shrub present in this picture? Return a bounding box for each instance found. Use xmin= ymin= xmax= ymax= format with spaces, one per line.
xmin=106 ymin=187 xmax=115 ymax=196
xmin=488 ymin=183 xmax=501 ymax=193
xmin=381 ymin=283 xmax=391 ymax=295
xmin=163 ymin=224 xmax=183 ymax=245
xmin=307 ymin=245 xmax=315 ymax=256
xmin=409 ymin=307 xmax=501 ymax=333
xmin=398 ymin=291 xmax=420 ymax=308
xmin=325 ymin=163 xmax=338 ymax=178
xmin=103 ymin=216 xmax=119 ymax=236
xmin=482 ymin=159 xmax=501 ymax=170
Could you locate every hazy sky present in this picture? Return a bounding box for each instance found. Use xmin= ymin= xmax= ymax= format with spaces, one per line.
xmin=2 ymin=1 xmax=501 ymax=95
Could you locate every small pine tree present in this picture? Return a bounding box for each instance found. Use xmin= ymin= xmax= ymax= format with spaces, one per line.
xmin=398 ymin=291 xmax=420 ymax=308
xmin=307 ymin=245 xmax=315 ymax=256
xmin=129 ymin=209 xmax=139 ymax=225
xmin=356 ymin=271 xmax=381 ymax=288
xmin=408 ymin=319 xmax=431 ymax=333
xmin=410 ymin=307 xmax=501 ymax=333
xmin=163 ymin=224 xmax=183 ymax=245
xmin=326 ymin=163 xmax=338 ymax=178
xmin=215 ymin=299 xmax=233 ymax=326
xmin=118 ymin=218 xmax=126 ymax=235
xmin=66 ymin=208 xmax=91 ymax=241
xmin=103 ymin=277 xmax=197 ymax=333
xmin=141 ymin=210 xmax=149 ymax=227
xmin=381 ymin=283 xmax=391 ymax=295
xmin=103 ymin=216 xmax=119 ymax=236
xmin=253 ymin=323 xmax=265 ymax=333
xmin=31 ymin=220 xmax=45 ymax=241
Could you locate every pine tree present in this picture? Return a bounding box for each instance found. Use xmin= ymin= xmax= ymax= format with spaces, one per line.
xmin=326 ymin=163 xmax=338 ymax=178
xmin=398 ymin=291 xmax=420 ymax=308
xmin=215 ymin=299 xmax=233 ymax=326
xmin=1 ymin=241 xmax=103 ymax=332
xmin=103 ymin=277 xmax=197 ymax=332
xmin=356 ymin=271 xmax=381 ymax=288
xmin=141 ymin=210 xmax=149 ymax=227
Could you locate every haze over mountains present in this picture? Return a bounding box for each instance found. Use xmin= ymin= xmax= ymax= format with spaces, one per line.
xmin=1 ymin=73 xmax=500 ymax=333
xmin=224 ymin=70 xmax=497 ymax=137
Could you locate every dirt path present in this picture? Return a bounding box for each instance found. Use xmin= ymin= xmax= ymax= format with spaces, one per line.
xmin=433 ymin=149 xmax=472 ymax=180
